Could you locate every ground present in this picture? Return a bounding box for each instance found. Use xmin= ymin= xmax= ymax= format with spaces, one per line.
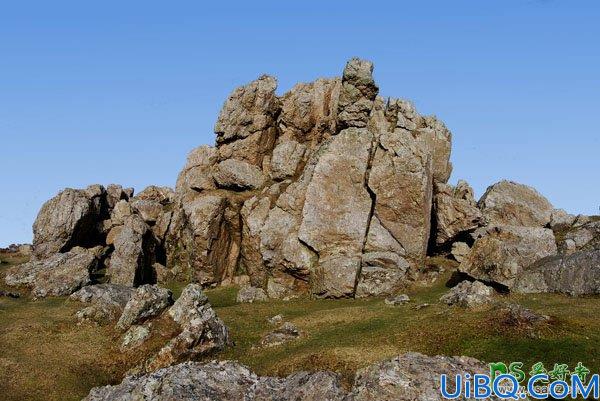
xmin=1 ymin=259 xmax=599 ymax=401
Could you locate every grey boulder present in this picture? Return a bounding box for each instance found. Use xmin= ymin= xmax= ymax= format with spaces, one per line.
xmin=116 ymin=285 xmax=173 ymax=331
xmin=5 ymin=246 xmax=97 ymax=298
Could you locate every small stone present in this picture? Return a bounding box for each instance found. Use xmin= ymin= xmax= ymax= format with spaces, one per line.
xmin=267 ymin=314 xmax=284 ymax=325
xmin=236 ymin=286 xmax=268 ymax=303
xmin=384 ymin=294 xmax=410 ymax=306
xmin=414 ymin=303 xmax=431 ymax=310
xmin=257 ymin=322 xmax=300 ymax=348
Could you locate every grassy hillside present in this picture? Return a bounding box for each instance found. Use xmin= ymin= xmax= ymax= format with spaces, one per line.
xmin=1 ymin=261 xmax=599 ymax=401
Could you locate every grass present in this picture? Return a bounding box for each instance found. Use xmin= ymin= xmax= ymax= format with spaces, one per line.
xmin=2 ymin=258 xmax=600 ymax=400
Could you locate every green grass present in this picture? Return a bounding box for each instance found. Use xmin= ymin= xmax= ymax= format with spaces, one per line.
xmin=207 ymin=276 xmax=600 ymax=384
xmin=2 ymin=259 xmax=600 ymax=400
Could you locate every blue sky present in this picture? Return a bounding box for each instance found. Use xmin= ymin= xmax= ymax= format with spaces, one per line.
xmin=1 ymin=1 xmax=599 ymax=246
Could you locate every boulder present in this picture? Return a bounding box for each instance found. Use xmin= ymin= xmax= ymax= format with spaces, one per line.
xmin=32 ymin=185 xmax=107 ymax=258
xmin=143 ymin=284 xmax=229 ymax=372
xmin=71 ymin=283 xmax=135 ymax=325
xmin=478 ymin=180 xmax=553 ymax=227
xmin=415 ymin=115 xmax=453 ymax=184
xmin=236 ymin=286 xmax=268 ymax=303
xmin=347 ymin=352 xmax=491 ymax=401
xmin=514 ymin=249 xmax=600 ymax=296
xmin=440 ymin=280 xmax=495 ymax=308
xmin=433 ymin=182 xmax=483 ymax=246
xmin=165 ymin=192 xmax=240 ymax=285
xmin=459 ymin=225 xmax=557 ymax=289
xmin=549 ymin=208 xmax=577 ymax=230
xmin=106 ymin=184 xmax=131 ymax=209
xmin=116 ymin=285 xmax=173 ymax=331
xmin=270 ymin=139 xmax=307 ymax=180
xmin=215 ymin=75 xmax=279 ymax=144
xmin=355 ymin=259 xmax=409 ymax=298
xmin=277 ymin=78 xmax=340 ymax=146
xmin=367 ymin=117 xmax=433 ymax=268
xmin=70 ymin=283 xmax=134 ymax=307
xmin=84 ymin=360 xmax=346 ymax=401
xmin=130 ymin=199 xmax=164 ymax=224
xmin=134 ymin=186 xmax=174 ymax=205
xmin=167 ymin=283 xmax=209 ymax=325
xmin=5 ymin=246 xmax=97 ymax=298
xmin=213 ymin=159 xmax=266 ymax=190
xmin=556 ymin=219 xmax=600 ymax=254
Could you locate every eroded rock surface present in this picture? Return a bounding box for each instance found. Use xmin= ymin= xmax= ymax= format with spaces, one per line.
xmin=32 ymin=186 xmax=108 ymax=259
xmin=117 ymin=285 xmax=173 ymax=331
xmin=440 ymin=280 xmax=495 ymax=308
xmin=459 ymin=225 xmax=557 ymax=289
xmin=85 ymin=353 xmax=490 ymax=401
xmin=478 ymin=180 xmax=553 ymax=227
xmin=5 ymin=246 xmax=98 ymax=298
xmin=84 ymin=360 xmax=346 ymax=401
xmin=514 ymin=249 xmax=600 ymax=295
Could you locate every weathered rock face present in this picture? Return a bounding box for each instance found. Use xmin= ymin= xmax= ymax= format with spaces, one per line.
xmin=116 ymin=285 xmax=173 ymax=331
xmin=555 ymin=219 xmax=600 ymax=254
xmin=347 ymin=353 xmax=490 ymax=401
xmin=433 ymin=181 xmax=483 ymax=246
xmin=71 ymin=283 xmax=135 ymax=324
xmin=32 ymin=185 xmax=108 ymax=259
xmin=440 ymin=280 xmax=495 ymax=308
xmin=85 ymin=360 xmax=347 ymax=401
xmin=514 ymin=249 xmax=600 ymax=296
xmin=142 ymin=284 xmax=230 ymax=372
xmin=298 ymin=128 xmax=374 ymax=298
xmin=478 ymin=180 xmax=553 ymax=227
xmin=5 ymin=246 xmax=98 ymax=298
xmin=163 ymin=58 xmax=452 ymax=298
xmin=85 ymin=353 xmax=488 ymax=401
xmin=459 ymin=225 xmax=557 ymax=289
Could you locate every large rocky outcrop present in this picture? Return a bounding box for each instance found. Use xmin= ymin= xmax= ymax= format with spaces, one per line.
xmin=84 ymin=352 xmax=489 ymax=401
xmin=163 ymin=58 xmax=453 ymax=298
xmin=8 ymin=58 xmax=593 ymax=303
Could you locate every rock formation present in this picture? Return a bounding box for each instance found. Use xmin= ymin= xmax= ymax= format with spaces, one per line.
xmin=164 ymin=58 xmax=454 ymax=299
xmin=84 ymin=352 xmax=489 ymax=401
xmin=3 ymin=58 xmax=597 ymax=302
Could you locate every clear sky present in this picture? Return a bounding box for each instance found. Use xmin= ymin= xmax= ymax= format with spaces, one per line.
xmin=1 ymin=1 xmax=599 ymax=246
